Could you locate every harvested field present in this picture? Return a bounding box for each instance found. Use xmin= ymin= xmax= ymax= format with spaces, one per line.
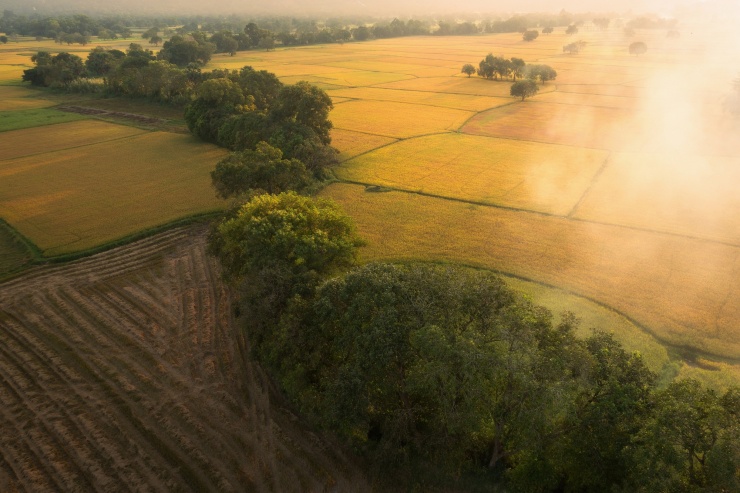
xmin=0 ymin=226 xmax=369 ymax=492
xmin=0 ymin=132 xmax=226 ymax=255
xmin=0 ymin=120 xmax=146 ymax=161
xmin=336 ymin=133 xmax=607 ymax=215
xmin=322 ymin=183 xmax=740 ymax=359
xmin=330 ymin=100 xmax=473 ymax=138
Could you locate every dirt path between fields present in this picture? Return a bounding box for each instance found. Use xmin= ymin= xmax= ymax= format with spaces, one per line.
xmin=0 ymin=225 xmax=370 ymax=492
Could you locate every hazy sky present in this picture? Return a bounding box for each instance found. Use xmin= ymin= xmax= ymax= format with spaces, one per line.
xmin=12 ymin=0 xmax=716 ymax=16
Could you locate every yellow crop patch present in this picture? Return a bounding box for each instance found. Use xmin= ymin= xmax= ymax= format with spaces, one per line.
xmin=321 ymin=182 xmax=740 ymax=359
xmin=0 ymin=132 xmax=226 ymax=255
xmin=336 ymin=133 xmax=607 ymax=215
xmin=462 ymin=101 xmax=636 ymax=150
xmin=534 ymin=90 xmax=639 ymax=110
xmin=573 ymin=151 xmax=740 ymax=244
xmin=0 ymin=120 xmax=146 ymax=161
xmin=327 ymin=86 xmax=511 ymax=111
xmin=375 ymin=75 xmax=554 ymax=97
xmin=330 ymin=128 xmax=397 ymax=161
xmin=330 ymin=100 xmax=473 ymax=138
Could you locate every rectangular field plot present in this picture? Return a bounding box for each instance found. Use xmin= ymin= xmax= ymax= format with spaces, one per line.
xmin=0 ymin=120 xmax=146 ymax=161
xmin=0 ymin=85 xmax=55 ymax=110
xmin=0 ymin=108 xmax=87 ymax=133
xmin=0 ymin=132 xmax=226 ymax=256
xmin=336 ymin=133 xmax=607 ymax=215
xmin=533 ymin=91 xmax=639 ymax=110
xmin=330 ymin=100 xmax=473 ymax=138
xmin=321 ymin=182 xmax=740 ymax=359
xmin=461 ymin=101 xmax=641 ymax=150
xmin=572 ymin=152 xmax=740 ymax=244
xmin=375 ymin=76 xmax=526 ymax=97
xmin=327 ymin=86 xmax=511 ymax=112
xmin=556 ymin=84 xmax=641 ymax=98
xmin=282 ymin=70 xmax=415 ymax=87
xmin=330 ymin=128 xmax=397 ymax=161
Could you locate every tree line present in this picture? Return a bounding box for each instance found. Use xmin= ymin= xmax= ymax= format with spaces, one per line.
xmin=207 ymin=186 xmax=740 ymax=491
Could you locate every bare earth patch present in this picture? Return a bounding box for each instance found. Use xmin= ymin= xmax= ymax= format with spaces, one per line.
xmin=0 ymin=226 xmax=369 ymax=492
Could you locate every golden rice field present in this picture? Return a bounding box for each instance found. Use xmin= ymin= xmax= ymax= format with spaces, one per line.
xmin=2 ymin=28 xmax=739 ymax=383
xmin=336 ymin=133 xmax=607 ymax=215
xmin=573 ymin=151 xmax=740 ymax=244
xmin=0 ymin=120 xmax=146 ymax=160
xmin=322 ymin=183 xmax=740 ymax=364
xmin=330 ymin=99 xmax=473 ymax=138
xmin=0 ymin=128 xmax=226 ymax=255
xmin=0 ymin=85 xmax=55 ymax=110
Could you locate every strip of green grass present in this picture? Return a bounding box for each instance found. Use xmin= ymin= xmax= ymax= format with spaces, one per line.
xmin=0 ymin=108 xmax=87 ymax=132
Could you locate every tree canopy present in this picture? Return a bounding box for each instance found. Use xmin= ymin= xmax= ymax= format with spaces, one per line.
xmin=510 ymin=79 xmax=539 ymax=100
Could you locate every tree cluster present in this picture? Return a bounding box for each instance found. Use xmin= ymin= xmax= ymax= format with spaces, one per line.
xmin=464 ymin=54 xmax=556 ymax=101
xmin=0 ymin=10 xmax=131 ymax=40
xmin=210 ymin=200 xmax=740 ymax=492
xmin=184 ymin=69 xmax=336 ymax=177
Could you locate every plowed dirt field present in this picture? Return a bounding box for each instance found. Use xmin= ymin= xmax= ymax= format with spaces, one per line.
xmin=0 ymin=226 xmax=368 ymax=492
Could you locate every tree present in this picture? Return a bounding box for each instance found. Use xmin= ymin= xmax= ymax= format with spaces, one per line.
xmin=522 ymin=29 xmax=539 ymax=41
xmin=149 ymin=35 xmax=162 ymax=46
xmin=624 ymin=380 xmax=740 ymax=492
xmin=211 ymin=141 xmax=312 ymax=198
xmin=212 ymin=191 xmax=359 ymax=284
xmin=526 ymin=64 xmax=557 ymax=84
xmin=510 ymin=57 xmax=526 ymax=80
xmin=85 ymin=46 xmax=124 ymax=77
xmin=0 ymin=35 xmax=7 ymax=44
xmin=629 ymin=41 xmax=647 ymax=56
xmin=461 ymin=63 xmax=476 ymax=77
xmin=269 ymin=81 xmax=333 ymax=145
xmin=563 ymin=42 xmax=580 ymax=54
xmin=158 ymin=34 xmax=215 ymax=67
xmin=566 ymin=24 xmax=578 ymax=35
xmin=593 ymin=17 xmax=610 ymax=30
xmin=210 ymin=192 xmax=360 ymax=350
xmin=258 ymin=36 xmax=275 ymax=51
xmin=556 ymin=331 xmax=656 ymax=491
xmin=542 ymin=26 xmax=553 ymax=34
xmin=275 ymin=262 xmax=586 ymax=485
xmin=510 ymin=79 xmax=539 ymax=100
xmin=141 ymin=27 xmax=158 ymax=40
xmin=22 ymin=51 xmax=85 ymax=87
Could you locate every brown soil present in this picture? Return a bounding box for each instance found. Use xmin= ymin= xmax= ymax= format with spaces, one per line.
xmin=0 ymin=226 xmax=370 ymax=492
xmin=57 ymin=105 xmax=188 ymax=133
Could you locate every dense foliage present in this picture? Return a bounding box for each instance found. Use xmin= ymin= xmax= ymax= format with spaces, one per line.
xmin=208 ymin=195 xmax=740 ymax=491
xmin=215 ymin=247 xmax=740 ymax=490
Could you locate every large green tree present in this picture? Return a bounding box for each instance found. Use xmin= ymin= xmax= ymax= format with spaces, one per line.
xmin=210 ymin=141 xmax=312 ymax=198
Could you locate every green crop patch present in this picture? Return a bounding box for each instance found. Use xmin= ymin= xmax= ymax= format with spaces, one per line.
xmin=0 ymin=108 xmax=87 ymax=132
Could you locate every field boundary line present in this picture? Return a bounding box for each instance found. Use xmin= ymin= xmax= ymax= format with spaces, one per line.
xmin=0 ymin=131 xmax=151 ymax=163
xmin=360 ymin=258 xmax=740 ymax=366
xmin=567 ymin=151 xmax=612 ymax=218
xmin=0 ymin=210 xmax=223 ymax=283
xmin=336 ymin=178 xmax=740 ymax=249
